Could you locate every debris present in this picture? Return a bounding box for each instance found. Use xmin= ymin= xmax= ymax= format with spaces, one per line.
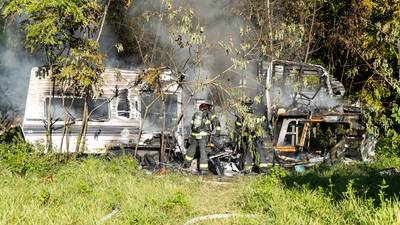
xmin=379 ymin=168 xmax=400 ymax=176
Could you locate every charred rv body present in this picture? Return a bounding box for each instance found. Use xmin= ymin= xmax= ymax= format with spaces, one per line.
xmin=259 ymin=60 xmax=376 ymax=166
xmin=210 ymin=60 xmax=376 ymax=174
xmin=22 ymin=67 xmax=184 ymax=155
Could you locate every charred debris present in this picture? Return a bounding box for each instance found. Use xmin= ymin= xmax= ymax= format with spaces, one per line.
xmin=1 ymin=59 xmax=377 ymax=175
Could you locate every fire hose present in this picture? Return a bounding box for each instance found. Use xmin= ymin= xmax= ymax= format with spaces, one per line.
xmin=183 ymin=213 xmax=257 ymax=225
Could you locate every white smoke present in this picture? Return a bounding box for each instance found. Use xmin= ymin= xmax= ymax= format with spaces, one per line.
xmin=0 ymin=25 xmax=41 ymax=117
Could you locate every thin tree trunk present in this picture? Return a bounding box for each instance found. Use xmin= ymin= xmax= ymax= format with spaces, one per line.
xmin=46 ymin=66 xmax=54 ymax=152
xmin=59 ymin=93 xmax=67 ymax=153
xmin=81 ymin=100 xmax=89 ymax=151
xmin=75 ymin=97 xmax=88 ymax=153
xmin=267 ymin=0 xmax=274 ymax=58
xmin=134 ymin=96 xmax=161 ymax=157
xmin=66 ymin=121 xmax=71 ymax=154
xmin=96 ymin=0 xmax=111 ymax=43
xmin=304 ymin=0 xmax=317 ymax=63
xmin=160 ymin=94 xmax=167 ymax=164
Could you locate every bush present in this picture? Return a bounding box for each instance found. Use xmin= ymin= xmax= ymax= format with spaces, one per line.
xmin=0 ymin=141 xmax=60 ymax=175
xmin=375 ymin=131 xmax=400 ymax=157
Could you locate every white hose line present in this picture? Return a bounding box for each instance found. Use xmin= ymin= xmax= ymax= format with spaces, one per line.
xmin=96 ymin=208 xmax=119 ymax=224
xmin=183 ymin=213 xmax=257 ymax=225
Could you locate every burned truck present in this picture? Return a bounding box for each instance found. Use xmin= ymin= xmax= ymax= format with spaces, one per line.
xmin=259 ymin=59 xmax=376 ymax=166
xmin=22 ymin=67 xmax=184 ymax=156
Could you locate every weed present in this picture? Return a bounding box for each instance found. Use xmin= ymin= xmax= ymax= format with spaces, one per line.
xmin=37 ymin=189 xmax=50 ymax=206
xmin=163 ymin=191 xmax=188 ymax=210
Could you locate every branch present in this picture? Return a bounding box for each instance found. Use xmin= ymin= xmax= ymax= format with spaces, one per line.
xmin=96 ymin=0 xmax=111 ymax=43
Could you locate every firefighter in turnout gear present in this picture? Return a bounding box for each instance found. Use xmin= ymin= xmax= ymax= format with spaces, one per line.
xmin=234 ymin=98 xmax=272 ymax=173
xmin=185 ymin=102 xmax=221 ymax=174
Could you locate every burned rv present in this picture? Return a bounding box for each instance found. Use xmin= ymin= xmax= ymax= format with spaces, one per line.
xmin=259 ymin=60 xmax=376 ymax=166
xmin=22 ymin=67 xmax=184 ymax=155
xmin=209 ymin=60 xmax=376 ymax=174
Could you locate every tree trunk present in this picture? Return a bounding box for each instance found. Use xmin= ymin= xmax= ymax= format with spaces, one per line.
xmin=46 ymin=70 xmax=54 ymax=152
xmin=266 ymin=0 xmax=274 ymax=58
xmin=59 ymin=93 xmax=67 ymax=153
xmin=160 ymin=94 xmax=167 ymax=164
xmin=81 ymin=103 xmax=89 ymax=153
xmin=75 ymin=97 xmax=88 ymax=153
xmin=135 ymin=95 xmax=161 ymax=157
xmin=304 ymin=0 xmax=317 ymax=63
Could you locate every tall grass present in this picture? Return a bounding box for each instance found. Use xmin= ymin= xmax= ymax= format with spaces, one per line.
xmin=240 ymin=165 xmax=400 ymax=225
xmin=1 ymin=141 xmax=400 ymax=224
xmin=0 ymin=156 xmax=259 ymax=224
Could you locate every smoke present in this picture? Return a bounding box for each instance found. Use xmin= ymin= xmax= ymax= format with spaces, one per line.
xmin=126 ymin=0 xmax=256 ymax=89
xmin=0 ymin=24 xmax=41 ymax=118
xmin=116 ymin=0 xmax=261 ymax=133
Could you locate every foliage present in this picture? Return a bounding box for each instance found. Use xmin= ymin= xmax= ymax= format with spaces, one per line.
xmin=58 ymin=40 xmax=105 ymax=98
xmin=0 ymin=142 xmax=60 ymax=175
xmin=241 ymin=162 xmax=400 ymax=224
xmin=3 ymin=0 xmax=105 ymax=96
xmin=3 ymin=0 xmax=100 ymax=59
xmin=3 ymin=0 xmax=106 ymax=152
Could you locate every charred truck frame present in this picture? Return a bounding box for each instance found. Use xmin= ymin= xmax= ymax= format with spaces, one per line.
xmin=22 ymin=67 xmax=184 ymax=158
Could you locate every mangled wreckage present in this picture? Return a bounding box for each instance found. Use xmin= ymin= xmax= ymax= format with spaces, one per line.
xmin=205 ymin=59 xmax=377 ymax=174
xmin=20 ymin=59 xmax=377 ymax=174
xmin=22 ymin=67 xmax=184 ymax=158
xmin=261 ymin=59 xmax=376 ymax=166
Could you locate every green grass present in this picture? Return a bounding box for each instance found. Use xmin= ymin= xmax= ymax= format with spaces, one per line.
xmin=1 ymin=151 xmax=400 ymax=224
xmin=0 ymin=157 xmax=259 ymax=225
xmin=240 ymin=160 xmax=400 ymax=225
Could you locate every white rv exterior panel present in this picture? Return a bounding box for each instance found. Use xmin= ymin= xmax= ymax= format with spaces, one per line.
xmin=23 ymin=67 xmax=183 ymax=153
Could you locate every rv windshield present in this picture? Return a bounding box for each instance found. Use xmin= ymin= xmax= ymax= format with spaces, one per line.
xmin=271 ymin=63 xmax=326 ymax=106
xmin=45 ymin=97 xmax=109 ymax=121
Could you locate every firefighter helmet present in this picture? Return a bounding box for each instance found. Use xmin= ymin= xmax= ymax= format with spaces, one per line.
xmin=240 ymin=97 xmax=254 ymax=113
xmin=199 ymin=101 xmax=212 ymax=111
xmin=240 ymin=96 xmax=253 ymax=105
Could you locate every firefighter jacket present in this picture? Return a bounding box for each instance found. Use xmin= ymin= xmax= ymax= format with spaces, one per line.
xmin=190 ymin=110 xmax=221 ymax=138
xmin=234 ymin=113 xmax=266 ymax=140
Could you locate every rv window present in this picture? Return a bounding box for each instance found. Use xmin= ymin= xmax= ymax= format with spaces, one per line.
xmin=117 ymin=89 xmax=131 ymax=119
xmin=45 ymin=97 xmax=109 ymax=121
xmin=141 ymin=94 xmax=178 ymax=131
xmin=272 ymin=64 xmax=325 ymax=106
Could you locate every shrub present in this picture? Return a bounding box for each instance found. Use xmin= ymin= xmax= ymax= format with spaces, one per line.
xmin=0 ymin=141 xmax=60 ymax=175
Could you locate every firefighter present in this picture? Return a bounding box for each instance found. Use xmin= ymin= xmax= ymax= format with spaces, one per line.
xmin=185 ymin=102 xmax=221 ymax=174
xmin=235 ymin=98 xmax=272 ymax=173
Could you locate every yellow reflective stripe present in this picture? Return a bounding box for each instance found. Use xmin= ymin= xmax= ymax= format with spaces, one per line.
xmin=211 ymin=115 xmax=216 ymax=119
xmin=205 ymin=120 xmax=211 ymax=124
xmin=192 ymin=131 xmax=209 ymax=136
xmin=191 ymin=120 xmax=194 ymax=124
xmin=215 ymin=126 xmax=221 ymax=131
xmin=235 ymin=122 xmax=242 ymax=126
xmin=199 ymin=164 xmax=208 ymax=169
xmin=259 ymin=163 xmax=273 ymax=168
xmin=185 ymin=155 xmax=193 ymax=161
xmin=245 ymin=165 xmax=253 ymax=170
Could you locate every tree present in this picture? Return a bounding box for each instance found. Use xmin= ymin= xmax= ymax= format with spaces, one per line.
xmin=3 ymin=0 xmax=106 ymax=152
xmin=309 ymin=0 xmax=400 ymax=154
